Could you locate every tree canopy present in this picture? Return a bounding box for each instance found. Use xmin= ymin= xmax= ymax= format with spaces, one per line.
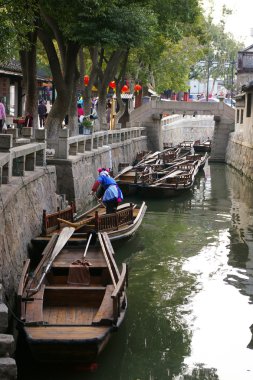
xmin=0 ymin=0 xmax=244 ymax=137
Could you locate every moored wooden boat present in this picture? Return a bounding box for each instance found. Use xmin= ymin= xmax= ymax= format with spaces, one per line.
xmin=136 ymin=156 xmax=201 ymax=198
xmin=193 ymin=139 xmax=211 ymax=153
xmin=32 ymin=201 xmax=147 ymax=249
xmin=17 ymin=228 xmax=127 ymax=364
xmin=115 ymin=148 xmax=188 ymax=195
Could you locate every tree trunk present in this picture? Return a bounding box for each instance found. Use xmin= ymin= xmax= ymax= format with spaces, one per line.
xmin=19 ymin=31 xmax=38 ymax=129
xmin=68 ymin=81 xmax=79 ymax=136
xmin=46 ymin=93 xmax=68 ymax=142
xmin=38 ymin=26 xmax=80 ymax=141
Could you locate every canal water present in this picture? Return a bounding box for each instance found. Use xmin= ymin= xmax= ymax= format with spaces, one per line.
xmin=17 ymin=163 xmax=253 ymax=380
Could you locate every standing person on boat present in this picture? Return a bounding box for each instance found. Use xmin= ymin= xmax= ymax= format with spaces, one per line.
xmin=92 ymin=168 xmax=123 ymax=213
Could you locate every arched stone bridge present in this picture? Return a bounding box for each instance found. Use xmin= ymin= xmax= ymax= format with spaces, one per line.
xmin=130 ymin=97 xmax=235 ymax=162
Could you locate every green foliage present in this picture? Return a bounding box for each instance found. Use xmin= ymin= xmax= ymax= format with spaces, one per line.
xmin=191 ymin=17 xmax=244 ymax=91
xmin=0 ymin=0 xmax=38 ymax=58
xmin=154 ymin=36 xmax=204 ymax=93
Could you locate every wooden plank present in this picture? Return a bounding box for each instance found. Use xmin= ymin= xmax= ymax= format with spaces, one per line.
xmin=25 ymin=325 xmax=109 ymax=340
xmin=92 ymin=285 xmax=114 ymax=325
xmin=25 ymin=285 xmax=45 ymax=323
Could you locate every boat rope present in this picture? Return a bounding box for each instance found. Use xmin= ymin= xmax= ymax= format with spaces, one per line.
xmin=4 ymin=295 xmax=25 ymax=325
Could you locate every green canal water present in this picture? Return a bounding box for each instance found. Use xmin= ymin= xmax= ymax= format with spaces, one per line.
xmin=17 ymin=163 xmax=253 ymax=380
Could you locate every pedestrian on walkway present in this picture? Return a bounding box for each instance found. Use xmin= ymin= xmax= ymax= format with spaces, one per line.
xmin=38 ymin=99 xmax=47 ymax=128
xmin=0 ymin=98 xmax=6 ymax=133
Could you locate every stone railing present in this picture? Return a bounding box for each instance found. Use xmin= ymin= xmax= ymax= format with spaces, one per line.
xmin=56 ymin=126 xmax=146 ymax=159
xmin=0 ymin=133 xmax=46 ymax=186
xmin=0 ymin=125 xmax=146 ymax=174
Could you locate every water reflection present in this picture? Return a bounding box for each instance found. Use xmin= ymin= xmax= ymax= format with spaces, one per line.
xmin=16 ymin=163 xmax=253 ymax=380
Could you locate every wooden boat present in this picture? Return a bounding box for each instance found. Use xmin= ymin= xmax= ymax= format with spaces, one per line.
xmin=115 ymin=148 xmax=187 ymax=195
xmin=193 ymin=139 xmax=211 ymax=153
xmin=32 ymin=201 xmax=147 ymax=249
xmin=17 ymin=228 xmax=127 ymax=364
xmin=115 ymin=151 xmax=207 ymax=198
xmin=185 ymin=152 xmax=208 ymax=170
xmin=177 ymin=141 xmax=193 ymax=153
xmin=136 ymin=156 xmax=201 ymax=198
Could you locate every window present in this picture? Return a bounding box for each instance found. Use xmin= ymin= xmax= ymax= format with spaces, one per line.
xmin=246 ymin=93 xmax=252 ymax=117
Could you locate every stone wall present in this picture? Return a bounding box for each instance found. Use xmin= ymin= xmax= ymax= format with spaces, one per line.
xmin=209 ymin=117 xmax=235 ymax=163
xmin=162 ymin=115 xmax=214 ymax=146
xmin=0 ymin=285 xmax=16 ymax=380
xmin=226 ymin=132 xmax=253 ymax=180
xmin=0 ymin=166 xmax=57 ymax=298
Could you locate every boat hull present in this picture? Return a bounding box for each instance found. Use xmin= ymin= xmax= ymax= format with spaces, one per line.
xmin=193 ymin=145 xmax=211 ymax=153
xmin=21 ymin=316 xmax=125 ymax=363
xmin=136 ymin=184 xmax=193 ymax=198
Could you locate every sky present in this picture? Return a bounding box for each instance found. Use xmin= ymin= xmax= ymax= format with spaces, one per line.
xmin=202 ymin=0 xmax=253 ymax=47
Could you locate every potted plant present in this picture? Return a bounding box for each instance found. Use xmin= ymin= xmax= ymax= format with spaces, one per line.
xmin=82 ymin=118 xmax=93 ymax=134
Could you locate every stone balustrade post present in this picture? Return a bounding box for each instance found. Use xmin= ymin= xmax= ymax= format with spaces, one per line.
xmin=0 ymin=135 xmax=13 ymax=152
xmin=6 ymin=129 xmax=18 ymax=141
xmin=57 ymin=129 xmax=69 ymax=159
xmin=35 ymin=129 xmax=47 ymax=143
xmin=22 ymin=127 xmax=33 ymax=138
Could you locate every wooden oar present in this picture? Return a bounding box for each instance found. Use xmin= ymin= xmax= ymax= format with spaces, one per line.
xmin=27 ymin=227 xmax=75 ymax=295
xmin=83 ymin=232 xmax=93 ymax=258
xmin=57 ymin=216 xmax=95 ymax=228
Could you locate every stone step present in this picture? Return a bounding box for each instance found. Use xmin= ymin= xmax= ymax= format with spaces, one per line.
xmin=0 ymin=335 xmax=15 ymax=356
xmin=0 ymin=357 xmax=17 ymax=380
xmin=0 ymin=304 xmax=8 ymax=333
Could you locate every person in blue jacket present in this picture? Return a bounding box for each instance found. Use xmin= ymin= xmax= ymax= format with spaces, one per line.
xmin=92 ymin=168 xmax=123 ymax=213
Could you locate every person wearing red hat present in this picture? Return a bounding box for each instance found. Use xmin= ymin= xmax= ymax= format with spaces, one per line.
xmin=92 ymin=168 xmax=123 ymax=213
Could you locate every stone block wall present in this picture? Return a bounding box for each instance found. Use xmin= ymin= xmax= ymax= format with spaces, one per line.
xmin=0 ymin=285 xmax=17 ymax=380
xmin=0 ymin=166 xmax=57 ymax=298
xmin=226 ymin=133 xmax=253 ymax=181
xmin=162 ymin=116 xmax=214 ymax=146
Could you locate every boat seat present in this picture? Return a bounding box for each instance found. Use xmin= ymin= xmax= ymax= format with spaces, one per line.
xmin=92 ymin=285 xmax=114 ymax=326
xmin=44 ymin=286 xmax=106 ymax=307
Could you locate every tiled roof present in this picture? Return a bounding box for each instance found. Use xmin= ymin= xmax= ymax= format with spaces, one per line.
xmin=0 ymin=60 xmax=52 ymax=80
xmin=0 ymin=60 xmax=22 ymax=73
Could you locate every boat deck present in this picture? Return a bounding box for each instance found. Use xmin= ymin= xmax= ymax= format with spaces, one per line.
xmin=25 ymin=325 xmax=109 ymax=341
xmin=52 ymin=246 xmax=107 ymax=268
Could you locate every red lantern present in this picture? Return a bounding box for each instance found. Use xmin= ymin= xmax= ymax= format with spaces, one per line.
xmin=109 ymin=81 xmax=116 ymax=90
xmin=134 ymin=84 xmax=142 ymax=93
xmin=84 ymin=75 xmax=89 ymax=86
xmin=121 ymin=85 xmax=129 ymax=93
